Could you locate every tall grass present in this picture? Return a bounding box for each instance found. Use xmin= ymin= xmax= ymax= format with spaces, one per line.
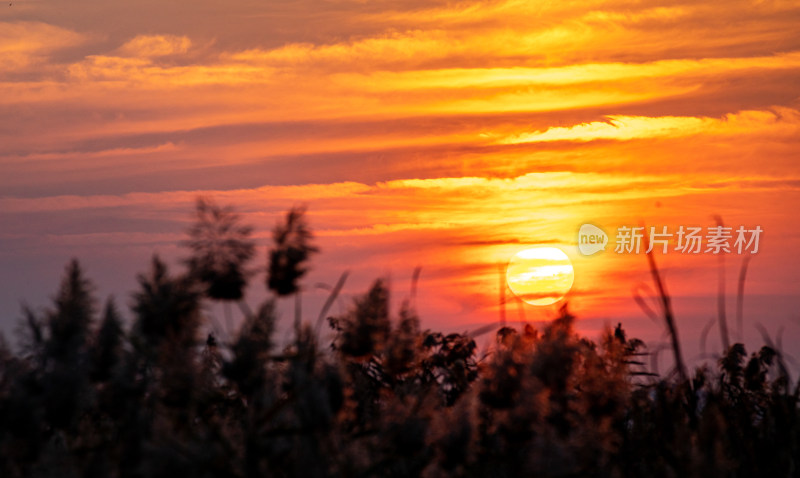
xmin=0 ymin=201 xmax=797 ymax=477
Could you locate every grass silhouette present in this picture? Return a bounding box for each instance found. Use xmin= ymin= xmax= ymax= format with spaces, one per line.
xmin=0 ymin=200 xmax=797 ymax=477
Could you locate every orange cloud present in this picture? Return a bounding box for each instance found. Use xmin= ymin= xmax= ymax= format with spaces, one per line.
xmin=118 ymin=34 xmax=192 ymax=57
xmin=496 ymin=108 xmax=800 ymax=144
xmin=0 ymin=21 xmax=86 ymax=73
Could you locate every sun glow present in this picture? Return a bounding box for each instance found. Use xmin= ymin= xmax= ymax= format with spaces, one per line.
xmin=506 ymin=247 xmax=575 ymax=306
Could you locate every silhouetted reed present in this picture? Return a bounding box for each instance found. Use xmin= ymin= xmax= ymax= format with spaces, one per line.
xmin=267 ymin=206 xmax=318 ymax=297
xmin=184 ymin=197 xmax=256 ymax=301
xmin=0 ymin=201 xmax=797 ymax=477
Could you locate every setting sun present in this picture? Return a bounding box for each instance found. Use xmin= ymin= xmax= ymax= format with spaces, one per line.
xmin=506 ymin=247 xmax=575 ymax=306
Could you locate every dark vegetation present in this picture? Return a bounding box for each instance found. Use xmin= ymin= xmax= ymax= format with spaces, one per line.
xmin=1 ymin=199 xmax=798 ymax=477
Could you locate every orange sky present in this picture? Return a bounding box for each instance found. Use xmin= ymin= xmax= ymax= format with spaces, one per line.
xmin=1 ymin=0 xmax=799 ymax=367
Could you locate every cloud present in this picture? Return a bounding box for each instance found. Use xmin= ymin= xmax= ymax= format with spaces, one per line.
xmin=496 ymin=108 xmax=800 ymax=144
xmin=4 ymin=170 xmax=794 ymax=222
xmin=341 ymin=52 xmax=800 ymax=91
xmin=0 ymin=21 xmax=86 ymax=74
xmin=118 ymin=34 xmax=192 ymax=57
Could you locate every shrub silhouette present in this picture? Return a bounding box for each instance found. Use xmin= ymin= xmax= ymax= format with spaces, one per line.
xmin=183 ymin=197 xmax=256 ymax=301
xmin=0 ymin=200 xmax=797 ymax=477
xmin=267 ymin=206 xmax=318 ymax=297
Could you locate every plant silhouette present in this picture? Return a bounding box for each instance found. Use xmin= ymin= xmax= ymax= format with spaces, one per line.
xmin=183 ymin=197 xmax=256 ymax=301
xmin=0 ymin=200 xmax=797 ymax=478
xmin=267 ymin=206 xmax=318 ymax=297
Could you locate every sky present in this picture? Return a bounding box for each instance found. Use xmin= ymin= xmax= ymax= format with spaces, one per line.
xmin=1 ymin=0 xmax=799 ymax=371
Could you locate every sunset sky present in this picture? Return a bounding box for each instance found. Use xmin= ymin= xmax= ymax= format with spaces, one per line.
xmin=2 ymin=0 xmax=799 ymax=368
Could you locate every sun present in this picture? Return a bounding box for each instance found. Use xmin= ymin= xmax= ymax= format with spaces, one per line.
xmin=506 ymin=247 xmax=575 ymax=306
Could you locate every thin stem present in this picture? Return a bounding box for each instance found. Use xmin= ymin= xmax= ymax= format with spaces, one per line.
xmin=644 ymin=227 xmax=688 ymax=382
xmin=315 ymin=271 xmax=349 ymax=338
xmin=736 ymin=256 xmax=751 ymax=343
xmin=713 ymin=215 xmax=730 ymax=351
xmin=498 ymin=262 xmax=506 ymax=328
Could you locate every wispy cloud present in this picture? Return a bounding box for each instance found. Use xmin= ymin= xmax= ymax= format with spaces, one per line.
xmin=0 ymin=21 xmax=87 ymax=74
xmin=118 ymin=34 xmax=192 ymax=57
xmin=496 ymin=108 xmax=800 ymax=144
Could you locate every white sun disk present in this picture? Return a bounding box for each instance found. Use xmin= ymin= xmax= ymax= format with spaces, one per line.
xmin=506 ymin=247 xmax=575 ymax=306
